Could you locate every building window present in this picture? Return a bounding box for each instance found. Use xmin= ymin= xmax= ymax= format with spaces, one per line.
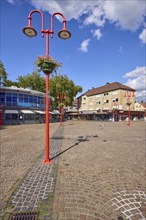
xmin=96 ymin=101 xmax=100 ymax=104
xmin=24 ymin=95 xmax=28 ymax=103
xmin=113 ymin=98 xmax=118 ymax=102
xmin=6 ymin=93 xmax=12 ymax=106
xmin=104 ymin=100 xmax=109 ymax=103
xmin=104 ymin=92 xmax=108 ymax=96
xmin=29 ymin=95 xmax=33 ymax=103
xmin=34 ymin=96 xmax=37 ymax=104
xmin=19 ymin=94 xmax=23 ymax=102
xmin=0 ymin=92 xmax=5 ymax=106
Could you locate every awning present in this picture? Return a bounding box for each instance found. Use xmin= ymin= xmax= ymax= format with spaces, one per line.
xmin=51 ymin=111 xmax=60 ymax=115
xmin=35 ymin=110 xmax=45 ymax=114
xmin=82 ymin=111 xmax=97 ymax=114
xmin=20 ymin=110 xmax=34 ymax=114
xmin=5 ymin=110 xmax=19 ymax=114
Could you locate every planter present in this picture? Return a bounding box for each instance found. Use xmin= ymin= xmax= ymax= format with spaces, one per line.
xmin=126 ymin=102 xmax=132 ymax=106
xmin=40 ymin=62 xmax=56 ymax=73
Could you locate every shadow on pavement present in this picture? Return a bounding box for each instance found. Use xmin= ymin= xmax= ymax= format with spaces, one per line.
xmin=51 ymin=138 xmax=89 ymax=160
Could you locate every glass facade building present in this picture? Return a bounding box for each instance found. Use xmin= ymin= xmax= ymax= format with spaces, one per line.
xmin=0 ymin=87 xmax=45 ymax=109
xmin=0 ymin=86 xmax=50 ymax=125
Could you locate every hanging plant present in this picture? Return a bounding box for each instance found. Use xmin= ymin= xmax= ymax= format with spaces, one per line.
xmin=126 ymin=102 xmax=132 ymax=106
xmin=35 ymin=55 xmax=61 ymax=74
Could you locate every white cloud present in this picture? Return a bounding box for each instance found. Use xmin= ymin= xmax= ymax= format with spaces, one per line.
xmin=78 ymin=39 xmax=90 ymax=53
xmin=83 ymin=6 xmax=105 ymax=27
xmin=30 ymin=0 xmax=91 ymax=21
xmin=7 ymin=0 xmax=15 ymax=4
xmin=139 ymin=28 xmax=146 ymax=44
xmin=102 ymin=1 xmax=145 ymax=31
xmin=124 ymin=66 xmax=146 ymax=79
xmin=123 ymin=66 xmax=146 ymax=101
xmin=91 ymin=29 xmax=102 ymax=40
xmin=29 ymin=0 xmax=145 ymax=30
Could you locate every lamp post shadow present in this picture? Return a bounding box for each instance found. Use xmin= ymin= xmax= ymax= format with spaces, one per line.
xmin=50 ymin=138 xmax=89 ymax=160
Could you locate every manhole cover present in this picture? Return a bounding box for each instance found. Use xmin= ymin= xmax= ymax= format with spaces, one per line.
xmin=9 ymin=212 xmax=39 ymax=220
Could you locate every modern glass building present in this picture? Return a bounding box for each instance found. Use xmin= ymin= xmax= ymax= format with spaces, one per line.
xmin=0 ymin=86 xmax=46 ymax=108
xmin=0 ymin=86 xmax=60 ymax=125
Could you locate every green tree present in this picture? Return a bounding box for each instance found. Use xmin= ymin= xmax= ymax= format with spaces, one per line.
xmin=4 ymin=80 xmax=19 ymax=87
xmin=50 ymin=74 xmax=82 ymax=109
xmin=0 ymin=61 xmax=8 ymax=86
xmin=17 ymin=71 xmax=46 ymax=93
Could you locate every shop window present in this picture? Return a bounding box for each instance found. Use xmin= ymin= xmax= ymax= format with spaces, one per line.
xmin=0 ymin=92 xmax=5 ymax=97
xmin=29 ymin=95 xmax=33 ymax=103
xmin=24 ymin=95 xmax=28 ymax=103
xmin=19 ymin=94 xmax=23 ymax=102
xmin=0 ymin=97 xmax=5 ymax=106
xmin=34 ymin=96 xmax=37 ymax=103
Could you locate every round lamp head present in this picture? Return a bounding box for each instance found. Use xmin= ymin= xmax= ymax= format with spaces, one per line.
xmin=23 ymin=26 xmax=37 ymax=37
xmin=58 ymin=29 xmax=71 ymax=40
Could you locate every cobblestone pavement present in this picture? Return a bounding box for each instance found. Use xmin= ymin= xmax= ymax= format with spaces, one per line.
xmin=52 ymin=121 xmax=146 ymax=220
xmin=0 ymin=123 xmax=59 ymax=206
xmin=0 ymin=125 xmax=63 ymax=220
xmin=0 ymin=121 xmax=146 ymax=220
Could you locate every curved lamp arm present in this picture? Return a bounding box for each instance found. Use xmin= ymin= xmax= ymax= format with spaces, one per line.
xmin=28 ymin=10 xmax=45 ymax=37
xmin=50 ymin=12 xmax=67 ymax=38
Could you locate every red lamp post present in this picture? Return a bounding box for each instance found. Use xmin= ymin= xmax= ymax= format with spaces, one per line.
xmin=57 ymin=92 xmax=66 ymax=127
xmin=23 ymin=10 xmax=71 ymax=164
xmin=113 ymin=101 xmax=118 ymax=121
xmin=124 ymin=91 xmax=134 ymax=126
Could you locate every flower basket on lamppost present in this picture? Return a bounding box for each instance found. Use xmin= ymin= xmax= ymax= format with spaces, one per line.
xmin=35 ymin=55 xmax=61 ymax=74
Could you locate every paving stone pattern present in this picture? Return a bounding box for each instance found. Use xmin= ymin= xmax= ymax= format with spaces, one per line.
xmin=1 ymin=126 xmax=64 ymax=220
xmin=52 ymin=121 xmax=146 ymax=220
xmin=1 ymin=121 xmax=146 ymax=220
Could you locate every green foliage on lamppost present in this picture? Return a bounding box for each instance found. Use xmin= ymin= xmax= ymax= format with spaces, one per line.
xmin=35 ymin=55 xmax=61 ymax=74
xmin=126 ymin=102 xmax=132 ymax=106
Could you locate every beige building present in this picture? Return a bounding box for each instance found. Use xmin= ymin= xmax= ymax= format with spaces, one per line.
xmin=135 ymin=101 xmax=146 ymax=112
xmin=78 ymin=82 xmax=135 ymax=112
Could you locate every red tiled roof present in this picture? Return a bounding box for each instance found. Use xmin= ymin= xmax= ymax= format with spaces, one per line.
xmin=83 ymin=82 xmax=135 ymax=97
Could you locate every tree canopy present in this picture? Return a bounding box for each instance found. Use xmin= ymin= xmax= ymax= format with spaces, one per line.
xmin=17 ymin=72 xmax=46 ymax=93
xmin=0 ymin=61 xmax=8 ymax=86
xmin=0 ymin=61 xmax=83 ymax=108
xmin=50 ymin=74 xmax=82 ymax=109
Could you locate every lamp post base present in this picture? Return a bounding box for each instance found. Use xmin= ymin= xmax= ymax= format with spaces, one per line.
xmin=43 ymin=159 xmax=53 ymax=165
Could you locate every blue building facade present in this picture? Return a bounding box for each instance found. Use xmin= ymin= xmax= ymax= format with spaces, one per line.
xmin=0 ymin=86 xmax=60 ymax=125
xmin=0 ymin=86 xmax=46 ymax=109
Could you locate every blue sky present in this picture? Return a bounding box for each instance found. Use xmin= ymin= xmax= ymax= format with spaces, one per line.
xmin=1 ymin=0 xmax=146 ymax=101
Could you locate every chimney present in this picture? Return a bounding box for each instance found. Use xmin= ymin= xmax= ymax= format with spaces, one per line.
xmin=106 ymin=82 xmax=110 ymax=85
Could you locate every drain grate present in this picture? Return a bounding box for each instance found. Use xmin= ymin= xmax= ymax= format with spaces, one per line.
xmin=117 ymin=216 xmax=124 ymax=220
xmin=9 ymin=212 xmax=39 ymax=220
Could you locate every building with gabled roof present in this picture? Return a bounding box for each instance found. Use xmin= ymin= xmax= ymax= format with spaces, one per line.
xmin=78 ymin=82 xmax=135 ymax=113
